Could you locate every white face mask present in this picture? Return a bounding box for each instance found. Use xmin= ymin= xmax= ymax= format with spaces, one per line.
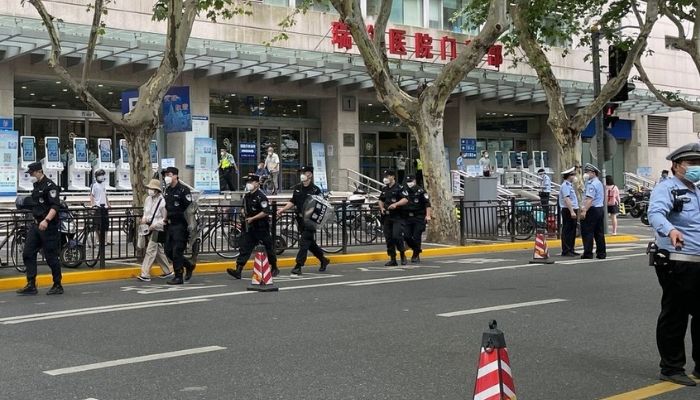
xmin=583 ymin=173 xmax=591 ymax=181
xmin=245 ymin=183 xmax=254 ymax=192
xmin=220 ymin=152 xmax=225 ymax=157
xmin=164 ymin=176 xmax=173 ymax=185
xmin=148 ymin=189 xmax=157 ymax=197
xmin=268 ymin=150 xmax=273 ymax=154
xmin=382 ymin=177 xmax=391 ymax=185
xmin=300 ymin=174 xmax=308 ymax=182
xmin=29 ymin=176 xmax=37 ymax=183
xmin=407 ymin=182 xmax=416 ymax=188
xmin=484 ymin=154 xmax=489 ymax=158
xmin=572 ymin=176 xmax=579 ymax=183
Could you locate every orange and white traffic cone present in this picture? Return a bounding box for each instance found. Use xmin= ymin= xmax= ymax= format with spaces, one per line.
xmin=530 ymin=231 xmax=554 ymax=264
xmin=247 ymin=245 xmax=278 ymax=292
xmin=472 ymin=320 xmax=517 ymax=400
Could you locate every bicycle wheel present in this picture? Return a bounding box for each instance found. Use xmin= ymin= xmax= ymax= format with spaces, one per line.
xmin=319 ymin=224 xmax=343 ymax=254
xmin=274 ymin=235 xmax=287 ymax=255
xmin=212 ymin=224 xmax=240 ymax=259
xmin=11 ymin=232 xmax=26 ymax=273
xmin=83 ymin=230 xmax=99 ymax=268
xmin=352 ymin=214 xmax=379 ymax=244
xmin=60 ymin=241 xmax=85 ymax=269
xmin=512 ymin=214 xmax=535 ymax=240
xmin=277 ymin=216 xmax=299 ymax=247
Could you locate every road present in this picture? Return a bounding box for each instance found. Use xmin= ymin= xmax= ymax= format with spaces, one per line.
xmin=0 ymin=239 xmax=694 ymax=399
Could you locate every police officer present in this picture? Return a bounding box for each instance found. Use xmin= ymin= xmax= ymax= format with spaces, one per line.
xmin=219 ymin=148 xmax=238 ymax=192
xmin=162 ymin=167 xmax=195 ymax=285
xmin=276 ymin=166 xmax=330 ymax=276
xmin=17 ymin=162 xmax=63 ymax=295
xmin=648 ymin=142 xmax=700 ymax=386
xmin=579 ymin=163 xmax=606 ymax=259
xmin=379 ymin=170 xmax=408 ymax=266
xmin=558 ymin=167 xmax=580 ymax=257
xmin=227 ymin=174 xmax=279 ymax=279
xmin=402 ymin=175 xmax=431 ymax=263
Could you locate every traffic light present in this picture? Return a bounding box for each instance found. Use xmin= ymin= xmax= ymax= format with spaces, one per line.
xmin=603 ymin=103 xmax=619 ymax=129
xmin=609 ymin=45 xmax=631 ymax=102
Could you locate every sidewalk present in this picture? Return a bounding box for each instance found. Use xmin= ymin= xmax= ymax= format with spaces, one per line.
xmin=0 ymin=234 xmax=641 ymax=291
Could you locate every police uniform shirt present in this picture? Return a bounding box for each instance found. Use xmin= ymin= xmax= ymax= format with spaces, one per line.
xmin=379 ymin=183 xmax=407 ymax=217
xmin=31 ymin=176 xmax=61 ymax=221
xmin=541 ymin=174 xmax=552 ymax=192
xmin=243 ymin=189 xmax=271 ymax=229
xmin=164 ymin=182 xmax=192 ymax=223
xmin=404 ymin=186 xmax=431 ymax=218
xmin=291 ymin=183 xmax=322 ymax=216
xmin=558 ymin=180 xmax=579 ymax=209
xmin=649 ymin=176 xmax=700 ymax=254
xmin=585 ymin=177 xmax=605 ymax=207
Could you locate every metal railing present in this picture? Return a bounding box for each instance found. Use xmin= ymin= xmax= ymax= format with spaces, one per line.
xmin=337 ymin=168 xmax=384 ymax=199
xmin=624 ymin=172 xmax=656 ymax=191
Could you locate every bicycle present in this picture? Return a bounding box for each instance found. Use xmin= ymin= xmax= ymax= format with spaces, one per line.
xmin=0 ymin=211 xmax=31 ymax=272
xmin=275 ymin=213 xmax=343 ymax=255
xmin=59 ymin=205 xmax=100 ymax=269
xmin=191 ymin=206 xmax=243 ymax=259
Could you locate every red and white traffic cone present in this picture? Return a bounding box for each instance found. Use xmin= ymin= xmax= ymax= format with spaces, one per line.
xmin=247 ymin=245 xmax=278 ymax=292
xmin=530 ymin=231 xmax=554 ymax=264
xmin=472 ymin=320 xmax=517 ymax=400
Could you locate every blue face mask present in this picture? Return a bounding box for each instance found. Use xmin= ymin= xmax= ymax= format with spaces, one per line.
xmin=684 ymin=166 xmax=700 ymax=182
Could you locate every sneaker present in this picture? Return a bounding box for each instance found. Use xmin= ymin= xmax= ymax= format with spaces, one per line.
xmin=46 ymin=285 xmax=64 ymax=295
xmin=660 ymin=373 xmax=696 ymax=386
xmin=136 ymin=275 xmax=151 ymax=282
xmin=319 ymin=257 xmax=330 ymax=272
xmin=158 ymin=272 xmax=174 ymax=279
xmin=290 ymin=266 xmax=302 ymax=277
xmin=167 ymin=277 xmax=184 ymax=285
xmin=16 ymin=284 xmax=38 ymax=295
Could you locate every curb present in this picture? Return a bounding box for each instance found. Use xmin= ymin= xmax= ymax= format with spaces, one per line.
xmin=0 ymin=235 xmax=640 ymax=291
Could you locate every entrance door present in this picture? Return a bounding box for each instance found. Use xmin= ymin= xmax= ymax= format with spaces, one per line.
xmin=360 ymin=133 xmax=378 ymax=181
xmin=378 ymin=131 xmax=408 ymax=178
xmin=279 ymin=129 xmax=301 ymax=191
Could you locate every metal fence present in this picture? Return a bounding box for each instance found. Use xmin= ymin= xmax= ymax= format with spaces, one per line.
xmin=0 ymin=198 xmax=559 ymax=272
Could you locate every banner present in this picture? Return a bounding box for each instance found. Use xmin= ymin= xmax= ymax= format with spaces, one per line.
xmin=162 ymin=86 xmax=192 ymax=133
xmin=0 ymin=131 xmax=18 ymax=196
xmin=193 ymin=137 xmax=219 ymax=194
xmin=186 ymin=116 xmax=209 ymax=167
xmin=310 ymin=142 xmax=328 ymax=192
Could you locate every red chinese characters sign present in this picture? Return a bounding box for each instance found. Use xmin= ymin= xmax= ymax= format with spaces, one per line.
xmin=329 ymin=21 xmax=503 ymax=68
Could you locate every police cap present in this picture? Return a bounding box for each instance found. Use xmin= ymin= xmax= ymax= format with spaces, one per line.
xmin=162 ymin=167 xmax=179 ymax=176
xmin=561 ymin=166 xmax=575 ymax=177
xmin=300 ymin=165 xmax=314 ymax=173
xmin=25 ymin=162 xmax=42 ymax=174
xmin=383 ymin=169 xmax=396 ymax=177
xmin=583 ymin=163 xmax=600 ymax=175
xmin=405 ymin=175 xmax=415 ymax=182
xmin=244 ymin=173 xmax=260 ymax=182
xmin=666 ymin=142 xmax=700 ymax=162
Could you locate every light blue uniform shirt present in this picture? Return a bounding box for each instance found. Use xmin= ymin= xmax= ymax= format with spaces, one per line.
xmin=559 ymin=180 xmax=579 ymax=209
xmin=456 ymin=156 xmax=464 ymax=171
xmin=649 ymin=176 xmax=700 ymax=255
xmin=541 ymin=174 xmax=552 ymax=192
xmin=585 ymin=177 xmax=605 ymax=207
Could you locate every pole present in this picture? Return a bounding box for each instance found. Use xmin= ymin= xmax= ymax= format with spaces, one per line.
xmin=591 ymin=29 xmax=608 ymax=234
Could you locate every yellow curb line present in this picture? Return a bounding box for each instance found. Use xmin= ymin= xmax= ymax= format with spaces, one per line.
xmin=599 ymin=381 xmax=686 ymax=399
xmin=0 ymin=235 xmax=640 ymax=292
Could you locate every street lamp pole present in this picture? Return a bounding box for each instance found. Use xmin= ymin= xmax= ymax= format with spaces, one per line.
xmin=591 ymin=29 xmax=608 ymax=234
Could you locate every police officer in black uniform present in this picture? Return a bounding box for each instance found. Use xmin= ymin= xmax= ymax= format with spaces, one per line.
xmin=379 ymin=169 xmax=408 ymax=266
xmin=402 ymin=175 xmax=431 ymax=263
xmin=227 ymin=174 xmax=279 ymax=279
xmin=162 ymin=167 xmax=195 ymax=285
xmin=277 ymin=165 xmax=330 ymax=276
xmin=17 ymin=162 xmax=63 ymax=295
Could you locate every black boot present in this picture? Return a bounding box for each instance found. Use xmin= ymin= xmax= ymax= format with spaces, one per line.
xmin=46 ymin=284 xmax=64 ymax=295
xmin=290 ymin=265 xmax=302 ymax=276
xmin=226 ymin=264 xmax=244 ymax=280
xmin=411 ymin=253 xmax=420 ymax=263
xmin=271 ymin=266 xmax=280 ymax=277
xmin=400 ymin=252 xmax=407 ymax=265
xmin=319 ymin=257 xmax=330 ymax=272
xmin=167 ymin=275 xmax=184 ymax=285
xmin=385 ymin=258 xmax=398 ymax=267
xmin=184 ymin=263 xmax=196 ymax=282
xmin=17 ymin=281 xmax=38 ymax=295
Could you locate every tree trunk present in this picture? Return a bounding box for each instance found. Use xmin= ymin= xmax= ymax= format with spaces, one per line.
xmin=124 ymin=125 xmax=157 ymax=208
xmin=554 ymin=125 xmax=584 ymax=198
xmin=409 ymin=113 xmax=460 ymax=244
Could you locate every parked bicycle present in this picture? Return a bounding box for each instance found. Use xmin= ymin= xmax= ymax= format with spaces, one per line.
xmin=59 ymin=204 xmax=100 ymax=269
xmin=0 ymin=211 xmax=31 ymax=272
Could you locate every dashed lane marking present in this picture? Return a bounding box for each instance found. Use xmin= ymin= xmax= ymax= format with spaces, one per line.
xmin=437 ymin=299 xmax=569 ymax=317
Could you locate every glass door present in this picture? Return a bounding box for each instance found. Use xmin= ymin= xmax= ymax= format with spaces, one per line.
xmin=378 ymin=131 xmax=408 ymax=178
xmin=280 ymin=129 xmax=301 ymax=191
xmin=360 ymin=133 xmax=378 ymax=181
xmin=237 ymin=128 xmax=258 ymax=189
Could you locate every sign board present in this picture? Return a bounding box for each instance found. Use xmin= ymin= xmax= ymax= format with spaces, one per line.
xmin=185 ymin=116 xmax=209 ymax=167
xmin=193 ymin=137 xmax=219 ymax=194
xmin=0 ymin=130 xmax=17 ymax=195
xmin=149 ymin=141 xmax=159 ymax=165
xmin=310 ymin=142 xmax=329 ymax=192
xmin=636 ymin=167 xmax=652 ymax=178
xmin=162 ymin=86 xmax=192 ymax=134
xmin=21 ymin=136 xmax=35 ymax=162
xmin=460 ymin=138 xmax=477 ymax=159
xmin=121 ymin=90 xmax=139 ymax=114
xmin=46 ymin=137 xmax=60 ymax=162
xmin=0 ymin=117 xmax=13 ymax=131
xmin=119 ymin=139 xmax=129 ymax=163
xmin=239 ymin=142 xmax=257 ymax=162
xmin=74 ymin=138 xmax=88 ymax=163
xmin=98 ymin=139 xmax=112 ymax=163
xmin=161 ymin=158 xmax=176 ymax=169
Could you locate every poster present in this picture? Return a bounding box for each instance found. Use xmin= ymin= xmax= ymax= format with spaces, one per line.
xmin=75 ymin=138 xmax=88 ymax=163
xmin=0 ymin=130 xmax=17 ymax=196
xmin=21 ymin=137 xmax=35 ymax=162
xmin=460 ymin=138 xmax=477 ymax=159
xmin=239 ymin=142 xmax=257 ymax=162
xmin=149 ymin=141 xmax=159 ymax=165
xmin=0 ymin=117 xmax=13 ymax=131
xmin=310 ymin=142 xmax=328 ymax=192
xmin=162 ymin=86 xmax=192 ymax=133
xmin=193 ymin=137 xmax=219 ymax=194
xmin=161 ymin=158 xmax=176 ymax=169
xmin=98 ymin=139 xmax=112 ymax=163
xmin=46 ymin=138 xmax=60 ymax=162
xmin=186 ymin=116 xmax=209 ymax=167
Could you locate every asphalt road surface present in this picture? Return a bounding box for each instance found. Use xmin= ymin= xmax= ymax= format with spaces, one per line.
xmin=2 ymin=238 xmax=696 ymax=399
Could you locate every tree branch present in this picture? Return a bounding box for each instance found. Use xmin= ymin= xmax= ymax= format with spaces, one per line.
xmin=635 ymin=54 xmax=700 ymax=112
xmin=372 ymin=0 xmax=391 ymax=58
xmin=82 ymin=0 xmax=105 ymax=87
xmin=662 ymin=2 xmax=687 ymax=40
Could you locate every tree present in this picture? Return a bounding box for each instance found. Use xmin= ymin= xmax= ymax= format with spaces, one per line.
xmin=22 ymin=0 xmax=250 ymax=206
xmin=634 ymin=0 xmax=700 ymax=112
xmin=323 ymin=0 xmax=509 ymax=243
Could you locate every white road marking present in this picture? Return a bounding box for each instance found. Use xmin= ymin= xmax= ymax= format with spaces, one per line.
xmin=557 ymin=255 xmax=636 ymax=265
xmin=120 ymin=284 xmax=228 ymax=295
xmin=423 ymin=242 xmax=453 ymax=247
xmin=348 ymin=274 xmax=454 ymax=286
xmin=43 ymin=346 xmax=226 ymax=376
xmin=357 ymin=265 xmax=440 ymax=272
xmin=436 ymin=258 xmax=515 ymax=265
xmin=437 ymin=299 xmax=569 ymax=317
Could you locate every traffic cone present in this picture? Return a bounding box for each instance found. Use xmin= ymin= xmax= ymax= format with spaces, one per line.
xmin=530 ymin=231 xmax=554 ymax=264
xmin=247 ymin=245 xmax=278 ymax=292
xmin=619 ymin=202 xmax=626 ymax=215
xmin=472 ymin=320 xmax=517 ymax=400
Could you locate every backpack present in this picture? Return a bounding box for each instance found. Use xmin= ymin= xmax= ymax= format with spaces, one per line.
xmin=607 ymin=185 xmax=618 ymax=206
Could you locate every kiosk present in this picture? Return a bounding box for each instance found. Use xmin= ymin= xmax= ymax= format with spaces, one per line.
xmin=93 ymin=138 xmax=116 ymax=190
xmin=41 ymin=136 xmax=64 ymax=186
xmin=115 ymin=139 xmax=131 ymax=190
xmin=18 ymin=136 xmax=36 ymax=191
xmin=68 ymin=137 xmax=91 ymax=191
xmin=149 ymin=140 xmax=159 ymax=174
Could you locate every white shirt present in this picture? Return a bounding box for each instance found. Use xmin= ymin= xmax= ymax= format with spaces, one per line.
xmin=265 ymin=152 xmax=280 ymax=173
xmin=143 ymin=194 xmax=167 ymax=231
xmin=91 ymin=181 xmax=108 ymax=206
xmin=396 ymin=157 xmax=406 ymax=170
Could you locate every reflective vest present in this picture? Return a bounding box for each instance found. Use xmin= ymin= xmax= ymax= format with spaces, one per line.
xmin=416 ymin=158 xmax=423 ymax=171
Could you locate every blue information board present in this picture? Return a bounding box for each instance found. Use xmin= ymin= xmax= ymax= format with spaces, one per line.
xmin=239 ymin=142 xmax=257 ymax=162
xmin=460 ymin=138 xmax=477 ymax=159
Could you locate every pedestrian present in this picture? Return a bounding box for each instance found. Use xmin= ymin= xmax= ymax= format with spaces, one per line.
xmin=538 ymin=168 xmax=551 ymax=207
xmin=162 ymin=167 xmax=196 ymax=285
xmin=456 ymin=151 xmax=465 ymax=172
xmin=136 ymin=179 xmax=173 ymax=282
xmin=90 ymin=169 xmax=111 ymax=245
xmin=659 ymin=169 xmax=670 ymax=183
xmin=479 ymin=151 xmax=492 ymax=177
xmin=276 ymin=166 xmax=330 ymax=276
xmin=414 ymin=154 xmax=424 ymax=187
xmin=265 ymin=146 xmax=280 ymax=194
xmin=648 ymin=142 xmax=700 ymax=386
xmin=558 ymin=167 xmax=579 ymax=257
xmin=396 ymin=152 xmax=406 ymax=184
xmin=227 ymin=174 xmax=279 ymax=279
xmin=579 ymin=163 xmax=606 ymax=259
xmin=16 ymin=162 xmax=63 ymax=295
xmin=402 ymin=175 xmax=431 ymax=263
xmin=218 ymin=148 xmax=238 ymax=192
xmin=605 ymin=175 xmax=620 ymax=235
xmin=379 ymin=169 xmax=408 ymax=266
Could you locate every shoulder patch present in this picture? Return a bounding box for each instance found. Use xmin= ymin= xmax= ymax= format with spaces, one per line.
xmin=261 ymin=200 xmax=268 ymax=208
xmin=401 ymin=190 xmax=408 ymax=196
xmin=185 ymin=194 xmax=192 ymax=202
xmin=424 ymin=193 xmax=429 ymax=199
xmin=49 ymin=189 xmax=57 ymax=198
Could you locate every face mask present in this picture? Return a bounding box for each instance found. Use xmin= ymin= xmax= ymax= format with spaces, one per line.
xmin=300 ymin=174 xmax=308 ymax=182
xmin=220 ymin=152 xmax=225 ymax=157
xmin=148 ymin=189 xmax=157 ymax=197
xmin=572 ymin=176 xmax=579 ymax=183
xmin=245 ymin=183 xmax=254 ymax=192
xmin=382 ymin=178 xmax=390 ymax=185
xmin=407 ymin=182 xmax=416 ymax=188
xmin=583 ymin=173 xmax=591 ymax=181
xmin=268 ymin=150 xmax=273 ymax=154
xmin=684 ymin=166 xmax=700 ymax=182
xmin=164 ymin=176 xmax=173 ymax=185
xmin=29 ymin=176 xmax=37 ymax=183
xmin=97 ymin=176 xmax=105 ymax=183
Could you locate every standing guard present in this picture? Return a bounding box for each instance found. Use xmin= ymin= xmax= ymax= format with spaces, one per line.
xmin=162 ymin=167 xmax=196 ymax=285
xmin=379 ymin=170 xmax=408 ymax=266
xmin=579 ymin=163 xmax=606 ymax=259
xmin=227 ymin=174 xmax=279 ymax=279
xmin=558 ymin=167 xmax=580 ymax=257
xmin=402 ymin=176 xmax=431 ymax=263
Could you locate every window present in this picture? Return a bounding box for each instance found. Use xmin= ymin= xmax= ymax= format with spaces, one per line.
xmin=388 ymin=0 xmax=422 ymax=26
xmin=647 ymin=116 xmax=668 ymax=147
